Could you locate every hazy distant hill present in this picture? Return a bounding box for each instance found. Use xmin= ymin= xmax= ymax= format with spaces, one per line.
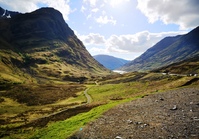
xmin=93 ymin=55 xmax=130 ymax=70
xmin=0 ymin=7 xmax=109 ymax=83
xmin=120 ymin=26 xmax=199 ymax=72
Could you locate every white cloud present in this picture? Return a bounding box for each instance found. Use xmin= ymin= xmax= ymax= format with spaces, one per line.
xmin=109 ymin=0 xmax=130 ymax=8
xmin=137 ymin=0 xmax=199 ymax=29
xmin=91 ymin=8 xmax=99 ymax=13
xmin=106 ymin=31 xmax=187 ymax=53
xmin=78 ymin=33 xmax=106 ymax=45
xmin=78 ymin=31 xmax=187 ymax=55
xmin=95 ymin=15 xmax=116 ymax=25
xmin=0 ymin=0 xmax=71 ymax=20
xmin=89 ymin=47 xmax=108 ymax=53
xmin=83 ymin=0 xmax=98 ymax=7
xmin=81 ymin=6 xmax=86 ymax=13
xmin=83 ymin=0 xmax=129 ymax=25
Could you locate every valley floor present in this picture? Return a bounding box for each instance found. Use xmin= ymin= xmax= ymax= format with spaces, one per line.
xmin=70 ymin=87 xmax=199 ymax=139
xmin=1 ymin=73 xmax=199 ymax=138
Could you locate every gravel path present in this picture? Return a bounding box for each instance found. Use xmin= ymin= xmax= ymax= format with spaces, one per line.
xmin=70 ymin=87 xmax=199 ymax=139
xmin=84 ymin=88 xmax=92 ymax=104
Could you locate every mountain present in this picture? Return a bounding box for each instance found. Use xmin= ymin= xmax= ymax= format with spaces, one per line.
xmin=0 ymin=7 xmax=20 ymax=18
xmin=152 ymin=55 xmax=199 ymax=75
xmin=0 ymin=7 xmax=109 ymax=83
xmin=93 ymin=55 xmax=130 ymax=70
xmin=120 ymin=26 xmax=199 ymax=72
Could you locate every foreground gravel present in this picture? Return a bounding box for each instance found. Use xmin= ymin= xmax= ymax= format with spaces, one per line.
xmin=70 ymin=87 xmax=199 ymax=139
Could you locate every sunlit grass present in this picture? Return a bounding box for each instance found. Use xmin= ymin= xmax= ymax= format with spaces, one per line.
xmin=53 ymin=91 xmax=86 ymax=105
xmin=0 ymin=97 xmax=28 ymax=115
xmin=88 ymin=82 xmax=148 ymax=103
xmin=29 ymin=98 xmax=133 ymax=139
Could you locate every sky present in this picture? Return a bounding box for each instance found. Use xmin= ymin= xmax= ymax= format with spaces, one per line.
xmin=0 ymin=0 xmax=199 ymax=60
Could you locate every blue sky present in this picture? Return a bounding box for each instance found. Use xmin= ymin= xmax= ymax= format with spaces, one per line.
xmin=1 ymin=0 xmax=199 ymax=60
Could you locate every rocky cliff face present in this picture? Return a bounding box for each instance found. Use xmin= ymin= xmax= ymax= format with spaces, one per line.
xmin=0 ymin=7 xmax=109 ymax=83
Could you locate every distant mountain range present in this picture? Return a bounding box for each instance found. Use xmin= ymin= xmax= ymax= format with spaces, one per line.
xmin=0 ymin=7 xmax=109 ymax=83
xmin=93 ymin=55 xmax=130 ymax=70
xmin=120 ymin=26 xmax=199 ymax=72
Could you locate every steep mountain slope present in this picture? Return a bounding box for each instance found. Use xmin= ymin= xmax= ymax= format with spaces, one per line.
xmin=152 ymin=55 xmax=199 ymax=75
xmin=93 ymin=55 xmax=130 ymax=70
xmin=120 ymin=26 xmax=199 ymax=72
xmin=0 ymin=7 xmax=109 ymax=83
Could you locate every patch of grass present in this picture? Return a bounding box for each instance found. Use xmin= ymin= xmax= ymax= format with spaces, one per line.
xmin=0 ymin=97 xmax=28 ymax=115
xmin=29 ymin=98 xmax=132 ymax=139
xmin=0 ymin=73 xmax=23 ymax=84
xmin=88 ymin=82 xmax=148 ymax=104
xmin=53 ymin=91 xmax=86 ymax=105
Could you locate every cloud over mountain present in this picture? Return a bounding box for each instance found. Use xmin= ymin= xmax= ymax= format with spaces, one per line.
xmin=0 ymin=0 xmax=71 ymax=20
xmin=79 ymin=33 xmax=106 ymax=45
xmin=78 ymin=31 xmax=187 ymax=54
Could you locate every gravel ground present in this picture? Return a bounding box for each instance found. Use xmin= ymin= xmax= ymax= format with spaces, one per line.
xmin=70 ymin=87 xmax=199 ymax=139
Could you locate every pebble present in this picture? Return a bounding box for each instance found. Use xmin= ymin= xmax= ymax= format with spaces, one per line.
xmin=115 ymin=136 xmax=123 ymax=139
xmin=127 ymin=119 xmax=133 ymax=124
xmin=170 ymin=105 xmax=177 ymax=110
xmin=159 ymin=98 xmax=164 ymax=101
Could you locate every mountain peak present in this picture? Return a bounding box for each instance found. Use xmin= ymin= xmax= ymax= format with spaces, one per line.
xmin=0 ymin=7 xmax=75 ymax=46
xmin=31 ymin=7 xmax=64 ymax=20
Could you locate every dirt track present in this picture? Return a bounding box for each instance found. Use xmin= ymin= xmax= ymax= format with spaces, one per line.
xmin=70 ymin=87 xmax=199 ymax=139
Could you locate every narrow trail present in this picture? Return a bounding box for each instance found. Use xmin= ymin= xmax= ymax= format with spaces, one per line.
xmin=83 ymin=81 xmax=99 ymax=104
xmin=84 ymin=88 xmax=92 ymax=104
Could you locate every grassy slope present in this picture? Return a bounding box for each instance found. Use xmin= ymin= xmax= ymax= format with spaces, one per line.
xmin=152 ymin=55 xmax=199 ymax=74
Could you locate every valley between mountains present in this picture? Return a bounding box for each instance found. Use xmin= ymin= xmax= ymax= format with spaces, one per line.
xmin=0 ymin=7 xmax=199 ymax=139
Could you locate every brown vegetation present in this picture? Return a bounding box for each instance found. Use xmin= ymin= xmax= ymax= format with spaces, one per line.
xmin=0 ymin=84 xmax=85 ymax=106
